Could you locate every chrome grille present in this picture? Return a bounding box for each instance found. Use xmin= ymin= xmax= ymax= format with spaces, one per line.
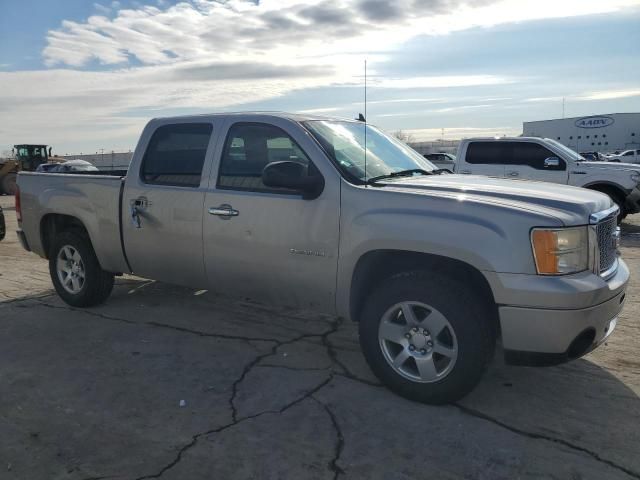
xmin=596 ymin=216 xmax=618 ymax=274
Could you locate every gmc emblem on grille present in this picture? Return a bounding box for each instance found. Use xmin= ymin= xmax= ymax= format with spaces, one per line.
xmin=612 ymin=227 xmax=621 ymax=250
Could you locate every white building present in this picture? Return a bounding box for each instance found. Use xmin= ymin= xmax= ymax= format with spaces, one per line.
xmin=523 ymin=113 xmax=639 ymax=154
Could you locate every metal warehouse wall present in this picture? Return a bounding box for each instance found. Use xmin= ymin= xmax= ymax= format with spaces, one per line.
xmin=523 ymin=113 xmax=640 ymax=153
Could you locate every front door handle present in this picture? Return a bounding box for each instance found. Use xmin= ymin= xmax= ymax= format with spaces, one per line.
xmin=459 ymin=170 xmax=471 ymax=174
xmin=208 ymin=205 xmax=239 ymax=217
xmin=507 ymin=171 xmax=519 ymax=177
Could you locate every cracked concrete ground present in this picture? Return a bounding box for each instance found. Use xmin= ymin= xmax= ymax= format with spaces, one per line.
xmin=1 ymin=195 xmax=639 ymax=480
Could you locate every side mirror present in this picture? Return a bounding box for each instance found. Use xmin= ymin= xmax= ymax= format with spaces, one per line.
xmin=262 ymin=161 xmax=324 ymax=200
xmin=544 ymin=157 xmax=560 ymax=167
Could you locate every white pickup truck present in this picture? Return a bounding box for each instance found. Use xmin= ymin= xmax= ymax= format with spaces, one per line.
xmin=16 ymin=113 xmax=629 ymax=404
xmin=455 ymin=137 xmax=640 ymax=221
xmin=605 ymin=149 xmax=640 ymax=164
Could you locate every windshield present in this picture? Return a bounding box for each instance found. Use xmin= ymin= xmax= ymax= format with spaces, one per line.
xmin=545 ymin=138 xmax=586 ymax=161
xmin=303 ymin=120 xmax=436 ymax=183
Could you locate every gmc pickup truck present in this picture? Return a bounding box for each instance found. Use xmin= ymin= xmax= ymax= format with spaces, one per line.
xmin=16 ymin=113 xmax=629 ymax=404
xmin=455 ymin=137 xmax=640 ymax=222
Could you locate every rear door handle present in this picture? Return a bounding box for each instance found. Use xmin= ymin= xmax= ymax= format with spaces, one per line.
xmin=208 ymin=205 xmax=239 ymax=217
xmin=459 ymin=170 xmax=471 ymax=174
xmin=130 ymin=196 xmax=148 ymax=228
xmin=507 ymin=171 xmax=519 ymax=177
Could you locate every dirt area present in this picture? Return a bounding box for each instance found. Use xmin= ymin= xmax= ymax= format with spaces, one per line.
xmin=0 ymin=194 xmax=639 ymax=479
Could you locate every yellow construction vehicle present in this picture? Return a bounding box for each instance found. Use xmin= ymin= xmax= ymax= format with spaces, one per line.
xmin=0 ymin=145 xmax=60 ymax=195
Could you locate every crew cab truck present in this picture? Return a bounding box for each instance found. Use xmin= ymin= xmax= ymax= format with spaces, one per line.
xmin=455 ymin=137 xmax=640 ymax=222
xmin=16 ymin=113 xmax=629 ymax=404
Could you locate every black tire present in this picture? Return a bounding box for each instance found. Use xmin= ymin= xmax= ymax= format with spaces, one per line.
xmin=1 ymin=173 xmax=17 ymax=196
xmin=49 ymin=231 xmax=114 ymax=307
xmin=611 ymin=196 xmax=626 ymax=225
xmin=0 ymin=209 xmax=5 ymax=241
xmin=359 ymin=271 xmax=496 ymax=404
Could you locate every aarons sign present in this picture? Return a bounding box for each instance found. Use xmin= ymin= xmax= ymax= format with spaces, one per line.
xmin=575 ymin=115 xmax=615 ymax=129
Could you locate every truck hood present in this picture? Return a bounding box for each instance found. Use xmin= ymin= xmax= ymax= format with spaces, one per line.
xmin=580 ymin=161 xmax=640 ymax=171
xmin=379 ymin=174 xmax=611 ymax=224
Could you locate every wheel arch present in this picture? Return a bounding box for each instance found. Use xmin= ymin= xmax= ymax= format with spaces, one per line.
xmin=583 ymin=182 xmax=628 ymax=216
xmin=348 ymin=249 xmax=498 ymax=330
xmin=583 ymin=181 xmax=626 ymax=202
xmin=40 ymin=213 xmax=92 ymax=260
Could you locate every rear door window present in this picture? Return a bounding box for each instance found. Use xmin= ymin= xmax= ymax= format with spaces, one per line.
xmin=466 ymin=142 xmax=511 ymax=165
xmin=141 ymin=123 xmax=213 ymax=187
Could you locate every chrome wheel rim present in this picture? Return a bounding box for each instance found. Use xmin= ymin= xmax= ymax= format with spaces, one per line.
xmin=56 ymin=245 xmax=86 ymax=294
xmin=378 ymin=301 xmax=458 ymax=383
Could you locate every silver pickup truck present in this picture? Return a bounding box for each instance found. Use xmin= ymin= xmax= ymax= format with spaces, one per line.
xmin=16 ymin=113 xmax=629 ymax=404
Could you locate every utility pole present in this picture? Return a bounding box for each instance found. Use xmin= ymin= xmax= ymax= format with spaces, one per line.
xmin=562 ymin=98 xmax=565 ymax=119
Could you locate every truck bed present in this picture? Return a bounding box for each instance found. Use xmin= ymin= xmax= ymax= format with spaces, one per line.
xmin=17 ymin=171 xmax=130 ymax=274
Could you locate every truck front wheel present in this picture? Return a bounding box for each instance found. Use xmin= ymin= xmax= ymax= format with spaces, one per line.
xmin=359 ymin=271 xmax=495 ymax=404
xmin=49 ymin=231 xmax=114 ymax=307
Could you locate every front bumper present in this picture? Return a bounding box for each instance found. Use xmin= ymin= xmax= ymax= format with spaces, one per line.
xmin=492 ymin=259 xmax=629 ymax=365
xmin=624 ymin=186 xmax=640 ymax=214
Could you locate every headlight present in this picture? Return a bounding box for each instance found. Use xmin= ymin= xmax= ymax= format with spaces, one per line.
xmin=531 ymin=227 xmax=588 ymax=275
xmin=631 ymin=172 xmax=640 ymax=183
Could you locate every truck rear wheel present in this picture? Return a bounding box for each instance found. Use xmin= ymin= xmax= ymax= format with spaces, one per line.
xmin=49 ymin=231 xmax=114 ymax=307
xmin=1 ymin=173 xmax=17 ymax=196
xmin=359 ymin=271 xmax=495 ymax=404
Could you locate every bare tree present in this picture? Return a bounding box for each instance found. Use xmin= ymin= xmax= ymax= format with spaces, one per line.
xmin=392 ymin=130 xmax=415 ymax=144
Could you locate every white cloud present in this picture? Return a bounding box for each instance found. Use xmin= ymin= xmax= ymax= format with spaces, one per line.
xmin=0 ymin=0 xmax=637 ymax=152
xmin=405 ymin=126 xmax=522 ymax=141
xmin=43 ymin=0 xmax=640 ymax=68
xmin=524 ymin=88 xmax=640 ymax=104
xmin=579 ymin=89 xmax=640 ymax=101
xmin=375 ymin=75 xmax=511 ymax=89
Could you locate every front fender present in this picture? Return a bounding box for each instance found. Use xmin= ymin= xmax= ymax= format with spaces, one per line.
xmin=335 ymin=184 xmax=562 ymax=318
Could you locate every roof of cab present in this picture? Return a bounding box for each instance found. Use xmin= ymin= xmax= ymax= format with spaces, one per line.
xmin=461 ymin=136 xmax=541 ymax=142
xmin=149 ymin=111 xmax=360 ymax=124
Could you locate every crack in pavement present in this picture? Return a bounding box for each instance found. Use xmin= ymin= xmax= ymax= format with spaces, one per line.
xmin=228 ymin=318 xmax=342 ymax=423
xmin=312 ymin=397 xmax=345 ymax=480
xmin=134 ymin=375 xmax=335 ymax=480
xmin=454 ymin=403 xmax=640 ymax=480
xmin=0 ymin=291 xmax=56 ymax=305
xmin=13 ymin=296 xmax=638 ymax=479
xmin=134 ymin=318 xmax=348 ymax=479
xmin=31 ymin=301 xmax=284 ymax=344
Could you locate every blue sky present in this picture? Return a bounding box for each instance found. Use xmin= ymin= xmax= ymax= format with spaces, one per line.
xmin=1 ymin=0 xmax=639 ymax=153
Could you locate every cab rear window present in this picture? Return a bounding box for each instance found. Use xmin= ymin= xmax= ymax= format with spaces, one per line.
xmin=141 ymin=123 xmax=213 ymax=187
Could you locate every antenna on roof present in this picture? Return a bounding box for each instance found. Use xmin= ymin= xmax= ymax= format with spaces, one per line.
xmin=364 ymin=59 xmax=368 ymax=186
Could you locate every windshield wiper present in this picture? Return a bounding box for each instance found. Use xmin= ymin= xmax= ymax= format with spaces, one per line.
xmin=367 ymin=169 xmax=432 ymax=184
